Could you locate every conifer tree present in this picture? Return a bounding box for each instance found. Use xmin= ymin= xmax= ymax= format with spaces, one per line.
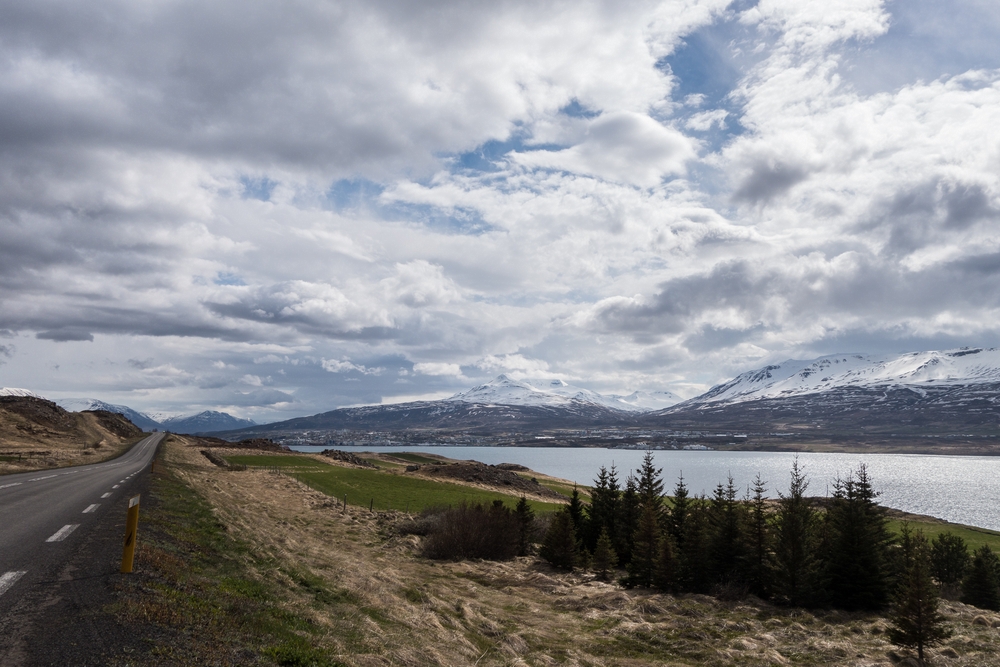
xmin=679 ymin=495 xmax=711 ymax=594
xmin=708 ymin=474 xmax=746 ymax=590
xmin=540 ymin=508 xmax=578 ymax=570
xmin=654 ymin=532 xmax=677 ymax=593
xmin=825 ymin=465 xmax=893 ymax=610
xmin=625 ymin=503 xmax=660 ymax=588
xmin=567 ymin=486 xmax=585 ymax=536
xmin=514 ymin=495 xmax=536 ymax=557
xmin=931 ymin=532 xmax=970 ymax=587
xmin=745 ymin=473 xmax=772 ymax=597
xmin=772 ymin=458 xmax=821 ymax=607
xmin=668 ymin=474 xmax=690 ymax=553
xmin=961 ymin=544 xmax=1000 ymax=611
xmin=585 ymin=465 xmax=620 ymax=551
xmin=592 ymin=526 xmax=618 ymax=581
xmin=616 ymin=474 xmax=640 ymax=565
xmin=636 ymin=451 xmax=665 ymax=517
xmin=888 ymin=530 xmax=951 ymax=662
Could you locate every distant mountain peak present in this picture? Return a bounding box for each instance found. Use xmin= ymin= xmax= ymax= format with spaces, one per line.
xmin=684 ymin=348 xmax=1000 ymax=408
xmin=161 ymin=410 xmax=256 ymax=434
xmin=447 ymin=375 xmax=681 ymax=412
xmin=0 ymin=387 xmax=44 ymax=399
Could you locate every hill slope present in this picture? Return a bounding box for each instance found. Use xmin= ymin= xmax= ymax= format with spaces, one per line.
xmin=0 ymin=396 xmax=145 ymax=472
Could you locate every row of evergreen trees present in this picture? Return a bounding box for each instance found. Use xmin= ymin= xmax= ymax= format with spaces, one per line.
xmin=540 ymin=453 xmax=994 ymax=613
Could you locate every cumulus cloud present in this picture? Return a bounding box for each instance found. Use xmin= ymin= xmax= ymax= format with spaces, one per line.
xmin=4 ymin=0 xmax=1000 ymax=416
xmin=321 ymin=359 xmax=384 ymax=375
xmin=511 ymin=112 xmax=697 ymax=187
xmin=412 ymin=362 xmax=465 ymax=378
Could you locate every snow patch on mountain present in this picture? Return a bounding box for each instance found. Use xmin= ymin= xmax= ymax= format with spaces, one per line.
xmin=689 ymin=348 xmax=1000 ymax=406
xmin=447 ymin=375 xmax=682 ymax=412
xmin=55 ymin=398 xmax=162 ymax=430
xmin=0 ymin=387 xmax=44 ymax=398
xmin=161 ymin=410 xmax=256 ymax=434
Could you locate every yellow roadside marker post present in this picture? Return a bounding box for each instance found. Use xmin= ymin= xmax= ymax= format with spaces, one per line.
xmin=121 ymin=495 xmax=140 ymax=573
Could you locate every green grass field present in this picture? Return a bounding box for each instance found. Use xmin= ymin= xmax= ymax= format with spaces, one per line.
xmin=889 ymin=518 xmax=1000 ymax=553
xmin=226 ymin=454 xmax=566 ymax=513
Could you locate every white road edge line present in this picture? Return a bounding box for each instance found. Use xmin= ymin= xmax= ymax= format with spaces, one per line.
xmin=82 ymin=504 xmax=100 ymax=514
xmin=46 ymin=524 xmax=80 ymax=542
xmin=101 ymin=492 xmax=112 ymax=498
xmin=0 ymin=571 xmax=27 ymax=597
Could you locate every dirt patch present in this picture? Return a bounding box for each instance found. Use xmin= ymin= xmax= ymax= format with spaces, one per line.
xmin=320 ymin=449 xmax=377 ymax=468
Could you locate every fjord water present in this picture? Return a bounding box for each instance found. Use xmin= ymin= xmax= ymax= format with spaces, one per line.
xmin=292 ymin=445 xmax=1000 ymax=532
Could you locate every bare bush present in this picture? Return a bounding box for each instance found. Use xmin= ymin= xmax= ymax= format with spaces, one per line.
xmin=422 ymin=502 xmax=520 ymax=561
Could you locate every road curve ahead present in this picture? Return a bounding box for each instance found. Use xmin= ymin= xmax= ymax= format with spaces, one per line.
xmin=0 ymin=432 xmax=164 ymax=615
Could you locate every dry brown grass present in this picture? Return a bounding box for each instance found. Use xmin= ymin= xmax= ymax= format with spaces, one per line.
xmin=0 ymin=409 xmax=144 ymax=474
xmin=162 ymin=436 xmax=1000 ymax=667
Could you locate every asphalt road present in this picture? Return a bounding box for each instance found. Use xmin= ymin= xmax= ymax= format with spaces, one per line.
xmin=0 ymin=432 xmax=164 ymax=618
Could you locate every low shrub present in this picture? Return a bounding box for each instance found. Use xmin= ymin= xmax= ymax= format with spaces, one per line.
xmin=422 ymin=501 xmax=521 ymax=561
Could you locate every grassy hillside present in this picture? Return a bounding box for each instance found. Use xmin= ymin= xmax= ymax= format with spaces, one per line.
xmin=0 ymin=396 xmax=145 ymax=473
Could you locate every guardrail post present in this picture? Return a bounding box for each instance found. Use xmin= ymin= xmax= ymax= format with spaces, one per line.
xmin=121 ymin=495 xmax=140 ymax=573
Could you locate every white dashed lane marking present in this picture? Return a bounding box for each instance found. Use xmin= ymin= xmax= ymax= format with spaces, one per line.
xmin=46 ymin=524 xmax=80 ymax=542
xmin=112 ymin=485 xmax=119 ymax=489
xmin=82 ymin=504 xmax=100 ymax=514
xmin=28 ymin=475 xmax=58 ymax=482
xmin=0 ymin=483 xmax=22 ymax=490
xmin=101 ymin=492 xmax=112 ymax=498
xmin=0 ymin=571 xmax=27 ymax=598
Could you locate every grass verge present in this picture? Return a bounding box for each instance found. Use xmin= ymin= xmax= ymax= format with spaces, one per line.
xmin=111 ymin=458 xmax=348 ymax=666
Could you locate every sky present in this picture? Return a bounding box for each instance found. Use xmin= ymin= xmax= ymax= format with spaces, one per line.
xmin=2 ymin=0 xmax=1000 ymax=421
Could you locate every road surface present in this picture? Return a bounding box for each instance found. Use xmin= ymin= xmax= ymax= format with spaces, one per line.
xmin=0 ymin=432 xmax=164 ymax=616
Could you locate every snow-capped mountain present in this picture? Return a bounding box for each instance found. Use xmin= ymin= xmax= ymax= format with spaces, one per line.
xmin=0 ymin=387 xmax=44 ymax=398
xmin=55 ymin=398 xmax=162 ymax=431
xmin=685 ymin=348 xmax=1000 ymax=407
xmin=609 ymin=390 xmax=684 ymax=411
xmin=161 ymin=410 xmax=256 ymax=434
xmin=447 ymin=375 xmax=682 ymax=412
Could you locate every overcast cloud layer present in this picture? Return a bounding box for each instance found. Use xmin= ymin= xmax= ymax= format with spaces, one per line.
xmin=2 ymin=0 xmax=1000 ymax=420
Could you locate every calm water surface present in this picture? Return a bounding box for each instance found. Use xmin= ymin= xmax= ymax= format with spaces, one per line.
xmin=290 ymin=445 xmax=1000 ymax=532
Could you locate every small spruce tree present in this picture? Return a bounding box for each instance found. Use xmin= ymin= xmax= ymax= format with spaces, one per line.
xmin=540 ymin=508 xmax=578 ymax=570
xmin=888 ymin=530 xmax=951 ymax=663
xmin=585 ymin=465 xmax=620 ymax=551
xmin=567 ymin=486 xmax=586 ymax=536
xmin=616 ymin=474 xmax=640 ymax=565
xmin=592 ymin=527 xmax=618 ymax=581
xmin=708 ymin=474 xmax=747 ymax=592
xmin=961 ymin=544 xmax=1000 ymax=611
xmin=931 ymin=532 xmax=970 ymax=588
xmin=772 ymin=458 xmax=821 ymax=607
xmin=824 ymin=464 xmax=893 ymax=610
xmin=514 ymin=495 xmax=536 ymax=557
xmin=626 ymin=503 xmax=661 ymax=588
xmin=746 ymin=473 xmax=772 ymax=598
xmin=636 ymin=451 xmax=665 ymax=519
xmin=654 ymin=532 xmax=677 ymax=593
